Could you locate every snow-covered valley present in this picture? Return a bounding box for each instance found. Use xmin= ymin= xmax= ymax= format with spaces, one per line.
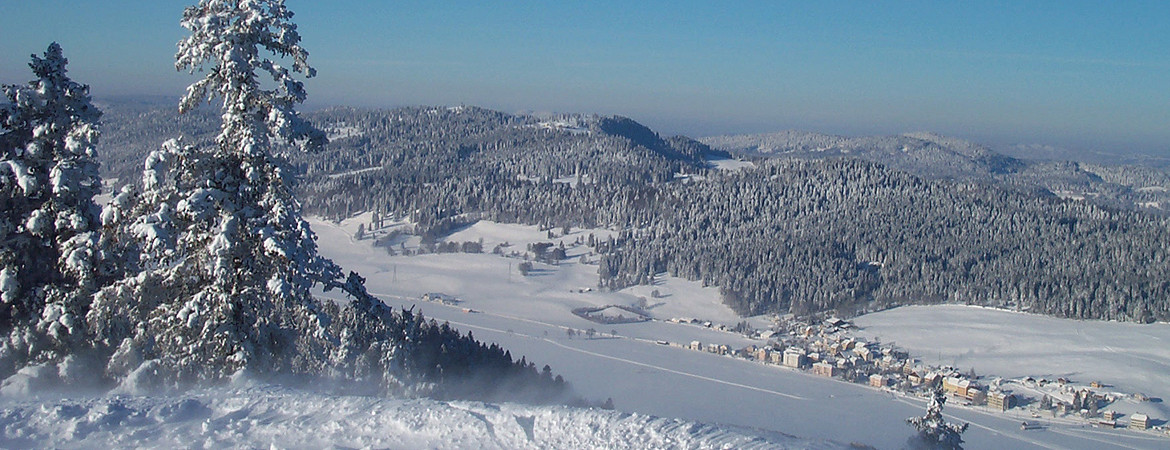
xmin=300 ymin=214 xmax=1170 ymax=449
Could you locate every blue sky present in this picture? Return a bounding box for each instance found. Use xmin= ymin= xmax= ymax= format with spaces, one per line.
xmin=2 ymin=1 xmax=1167 ymax=155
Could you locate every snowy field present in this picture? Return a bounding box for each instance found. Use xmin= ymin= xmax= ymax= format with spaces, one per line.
xmin=853 ymin=305 xmax=1170 ymax=422
xmin=705 ymin=155 xmax=756 ymax=171
xmin=0 ymin=383 xmax=833 ymax=449
xmin=305 ymin=214 xmax=1170 ymax=449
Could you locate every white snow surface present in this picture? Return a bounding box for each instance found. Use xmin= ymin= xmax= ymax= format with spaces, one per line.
xmin=705 ymin=156 xmax=756 ymax=171
xmin=326 ymin=166 xmax=381 ymax=179
xmin=0 ymin=384 xmax=832 ymax=449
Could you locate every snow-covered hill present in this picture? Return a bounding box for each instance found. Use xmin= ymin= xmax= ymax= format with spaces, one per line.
xmin=0 ymin=384 xmax=836 ymax=449
xmin=700 ymin=130 xmax=1023 ymax=180
xmin=701 ymin=130 xmax=1170 ymax=213
xmin=700 ymin=130 xmax=1000 ymax=160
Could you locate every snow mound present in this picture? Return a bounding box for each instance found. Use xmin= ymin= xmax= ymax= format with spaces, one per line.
xmin=0 ymin=385 xmax=838 ymax=449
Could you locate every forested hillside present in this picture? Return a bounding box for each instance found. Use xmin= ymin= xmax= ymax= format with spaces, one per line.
xmin=97 ymin=102 xmax=1170 ymax=323
xmin=598 ymin=158 xmax=1170 ymax=321
xmin=702 ymin=130 xmax=1170 ymax=214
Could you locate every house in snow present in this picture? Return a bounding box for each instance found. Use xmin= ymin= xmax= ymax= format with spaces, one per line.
xmin=917 ymin=371 xmax=942 ymax=388
xmin=943 ymin=376 xmax=972 ymax=398
xmin=1129 ymin=413 xmax=1150 ymax=431
xmin=1093 ymin=418 xmax=1118 ymax=429
xmin=988 ymin=392 xmax=1016 ymax=412
xmin=812 ymin=362 xmax=836 ymax=378
xmin=869 ymin=374 xmax=887 ymax=388
xmin=967 ymin=387 xmax=986 ymax=405
xmin=855 ymin=346 xmax=873 ymax=362
xmin=782 ymin=348 xmax=806 ymax=368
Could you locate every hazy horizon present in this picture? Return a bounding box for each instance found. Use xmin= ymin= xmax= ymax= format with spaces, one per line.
xmin=3 ymin=1 xmax=1168 ymax=157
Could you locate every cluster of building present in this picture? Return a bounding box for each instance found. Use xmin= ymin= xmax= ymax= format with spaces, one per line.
xmin=676 ymin=316 xmax=925 ymax=390
xmin=664 ymin=314 xmax=1166 ymax=436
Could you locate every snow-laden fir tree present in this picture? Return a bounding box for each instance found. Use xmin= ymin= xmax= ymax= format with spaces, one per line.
xmin=906 ymin=387 xmax=968 ymax=450
xmin=0 ymin=43 xmax=104 ymax=383
xmin=87 ymin=0 xmax=380 ymax=387
xmin=87 ymin=0 xmax=569 ymax=401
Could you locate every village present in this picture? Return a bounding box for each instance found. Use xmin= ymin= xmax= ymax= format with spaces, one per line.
xmin=656 ymin=313 xmax=1168 ymax=438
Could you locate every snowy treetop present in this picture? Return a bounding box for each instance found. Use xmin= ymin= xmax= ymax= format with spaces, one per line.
xmin=176 ymin=0 xmax=324 ymax=155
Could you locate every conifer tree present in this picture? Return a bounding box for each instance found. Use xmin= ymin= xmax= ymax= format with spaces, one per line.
xmin=0 ymin=43 xmax=103 ymax=380
xmin=88 ymin=0 xmax=363 ymax=385
xmin=906 ymin=388 xmax=968 ymax=449
xmin=85 ymin=1 xmax=568 ymax=401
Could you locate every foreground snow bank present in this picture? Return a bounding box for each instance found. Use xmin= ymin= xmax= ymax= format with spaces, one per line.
xmin=0 ymin=385 xmax=837 ymax=449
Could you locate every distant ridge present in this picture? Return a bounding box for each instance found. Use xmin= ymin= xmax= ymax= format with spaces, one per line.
xmin=701 ymin=129 xmax=1170 ymax=214
xmin=700 ymin=130 xmax=1024 ymax=179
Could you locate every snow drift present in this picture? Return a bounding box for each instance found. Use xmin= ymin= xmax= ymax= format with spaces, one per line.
xmin=0 ymin=384 xmax=838 ymax=449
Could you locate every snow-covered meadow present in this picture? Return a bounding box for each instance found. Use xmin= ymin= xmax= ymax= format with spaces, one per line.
xmin=705 ymin=155 xmax=756 ymax=171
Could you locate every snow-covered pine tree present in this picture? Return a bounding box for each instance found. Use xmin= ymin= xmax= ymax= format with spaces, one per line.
xmin=906 ymin=387 xmax=968 ymax=449
xmin=88 ymin=1 xmax=570 ymax=402
xmin=87 ymin=0 xmax=367 ymax=387
xmin=0 ymin=43 xmax=104 ymax=383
